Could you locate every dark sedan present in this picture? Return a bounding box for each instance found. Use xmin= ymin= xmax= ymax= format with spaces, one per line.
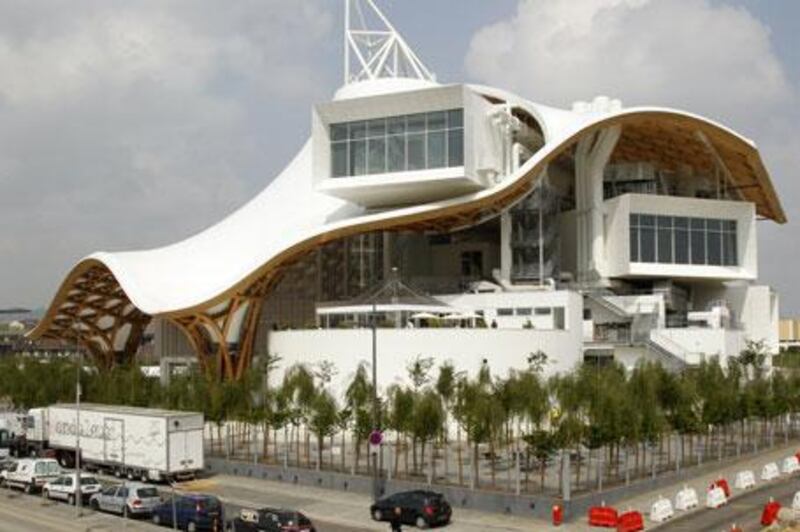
xmin=228 ymin=507 xmax=315 ymax=531
xmin=370 ymin=490 xmax=452 ymax=529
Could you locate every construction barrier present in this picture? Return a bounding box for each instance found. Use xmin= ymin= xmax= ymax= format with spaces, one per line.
xmin=706 ymin=485 xmax=727 ymax=509
xmin=761 ymin=499 xmax=781 ymax=526
xmin=783 ymin=455 xmax=800 ymax=474
xmin=734 ymin=470 xmax=755 ymax=490
xmin=675 ymin=486 xmax=699 ymax=511
xmin=552 ymin=504 xmax=563 ymax=527
xmin=714 ymin=478 xmax=731 ymax=498
xmin=649 ymin=496 xmax=674 ymax=523
xmin=761 ymin=462 xmax=780 ymax=481
xmin=588 ymin=504 xmax=619 ymax=528
xmin=793 ymin=491 xmax=800 ymax=512
xmin=617 ymin=510 xmax=645 ymax=532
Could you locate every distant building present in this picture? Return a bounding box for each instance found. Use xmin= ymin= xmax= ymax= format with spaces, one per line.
xmin=29 ymin=1 xmax=784 ymax=389
xmin=779 ymin=318 xmax=800 ymax=350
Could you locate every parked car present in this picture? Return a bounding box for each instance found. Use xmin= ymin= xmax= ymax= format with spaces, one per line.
xmin=151 ymin=494 xmax=224 ymax=531
xmin=370 ymin=490 xmax=452 ymax=529
xmin=0 ymin=458 xmax=61 ymax=493
xmin=228 ymin=507 xmax=315 ymax=531
xmin=89 ymin=482 xmax=161 ymax=516
xmin=42 ymin=473 xmax=102 ymax=504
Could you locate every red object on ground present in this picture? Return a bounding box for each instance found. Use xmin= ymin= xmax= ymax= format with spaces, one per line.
xmin=617 ymin=510 xmax=645 ymax=532
xmin=761 ymin=500 xmax=782 ymax=526
xmin=714 ymin=478 xmax=731 ymax=498
xmin=588 ymin=506 xmax=619 ymax=527
xmin=729 ymin=526 xmax=743 ymax=532
xmin=552 ymin=504 xmax=563 ymax=526
xmin=796 ymin=451 xmax=800 ymax=463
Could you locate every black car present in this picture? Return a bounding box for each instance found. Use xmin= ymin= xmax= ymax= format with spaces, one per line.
xmin=151 ymin=494 xmax=224 ymax=531
xmin=228 ymin=507 xmax=315 ymax=531
xmin=370 ymin=490 xmax=452 ymax=529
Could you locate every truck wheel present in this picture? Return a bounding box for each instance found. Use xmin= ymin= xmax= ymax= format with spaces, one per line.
xmin=23 ymin=483 xmax=32 ymax=495
xmin=67 ymin=494 xmax=75 ymax=506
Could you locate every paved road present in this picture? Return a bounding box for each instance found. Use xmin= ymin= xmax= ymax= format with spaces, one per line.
xmin=657 ymin=475 xmax=800 ymax=531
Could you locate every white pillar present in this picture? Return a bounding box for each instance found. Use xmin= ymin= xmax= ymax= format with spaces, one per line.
xmin=500 ymin=212 xmax=513 ymax=283
xmin=574 ymin=126 xmax=620 ymax=284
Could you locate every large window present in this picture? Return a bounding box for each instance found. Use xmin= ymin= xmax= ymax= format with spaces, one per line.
xmin=630 ymin=214 xmax=737 ymax=266
xmin=330 ymin=109 xmax=464 ymax=177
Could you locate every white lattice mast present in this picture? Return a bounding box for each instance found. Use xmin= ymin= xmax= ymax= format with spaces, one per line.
xmin=344 ymin=0 xmax=435 ymax=85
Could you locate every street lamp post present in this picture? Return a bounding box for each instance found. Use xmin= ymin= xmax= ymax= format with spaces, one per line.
xmin=72 ymin=321 xmax=83 ymax=518
xmin=371 ymin=300 xmax=380 ymax=501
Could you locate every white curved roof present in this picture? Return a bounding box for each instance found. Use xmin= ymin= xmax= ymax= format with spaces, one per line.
xmin=31 ymin=82 xmax=785 ymax=340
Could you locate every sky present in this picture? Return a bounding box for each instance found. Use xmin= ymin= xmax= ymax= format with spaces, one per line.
xmin=0 ymin=0 xmax=799 ymax=313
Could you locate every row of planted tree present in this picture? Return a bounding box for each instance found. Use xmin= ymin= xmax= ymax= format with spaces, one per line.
xmin=1 ymin=341 xmax=800 ymax=495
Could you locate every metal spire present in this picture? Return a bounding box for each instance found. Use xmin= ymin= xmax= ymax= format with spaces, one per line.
xmin=344 ymin=0 xmax=435 ymax=85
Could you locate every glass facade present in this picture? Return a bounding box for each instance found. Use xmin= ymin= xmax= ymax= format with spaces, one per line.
xmin=330 ymin=109 xmax=464 ymax=177
xmin=629 ymin=214 xmax=737 ymax=266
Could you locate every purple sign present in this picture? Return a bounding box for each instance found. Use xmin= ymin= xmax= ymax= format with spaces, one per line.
xmin=369 ymin=430 xmax=383 ymax=446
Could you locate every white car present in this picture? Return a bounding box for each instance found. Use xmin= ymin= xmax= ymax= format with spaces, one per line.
xmin=43 ymin=473 xmax=102 ymax=505
xmin=1 ymin=458 xmax=61 ymax=494
xmin=89 ymin=482 xmax=162 ymax=516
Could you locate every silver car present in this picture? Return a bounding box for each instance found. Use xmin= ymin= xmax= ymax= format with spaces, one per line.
xmin=89 ymin=482 xmax=161 ymax=516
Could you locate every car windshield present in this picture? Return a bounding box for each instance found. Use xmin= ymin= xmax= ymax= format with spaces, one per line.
xmin=136 ymin=487 xmax=159 ymax=498
xmin=278 ymin=512 xmax=311 ymax=525
xmin=81 ymin=477 xmax=99 ymax=485
xmin=45 ymin=462 xmax=60 ymax=475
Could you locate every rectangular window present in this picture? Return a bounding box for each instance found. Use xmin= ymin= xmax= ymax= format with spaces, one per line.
xmin=387 ymin=135 xmax=405 ymax=172
xmin=407 ymin=133 xmax=426 ymax=171
xmin=534 ymin=307 xmax=552 ymax=315
xmin=350 ymin=140 xmax=366 ymax=176
xmin=368 ymin=138 xmax=386 ymax=174
xmin=516 ymin=308 xmax=532 ymax=316
xmin=553 ymin=307 xmax=566 ymax=330
xmin=427 ymin=131 xmax=446 ymax=168
xmin=331 ymin=142 xmax=348 ymax=177
xmin=497 ymin=308 xmax=513 ymax=317
xmin=640 ymin=227 xmax=656 ymax=262
xmin=448 ymin=128 xmax=464 ymax=167
xmin=330 ymin=108 xmax=464 ymax=177
xmin=657 ymin=216 xmax=673 ymax=263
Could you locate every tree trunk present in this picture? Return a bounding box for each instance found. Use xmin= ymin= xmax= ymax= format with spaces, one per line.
xmin=489 ymin=437 xmax=496 ymax=488
xmin=340 ymin=429 xmax=346 ymax=472
xmin=412 ymin=437 xmax=418 ymax=474
xmin=473 ymin=442 xmax=480 ymax=489
xmin=456 ymin=427 xmax=463 ymax=486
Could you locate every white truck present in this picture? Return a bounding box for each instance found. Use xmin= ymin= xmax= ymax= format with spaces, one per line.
xmin=20 ymin=403 xmax=204 ymax=482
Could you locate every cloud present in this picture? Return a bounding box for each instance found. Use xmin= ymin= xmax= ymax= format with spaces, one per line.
xmin=0 ymin=0 xmax=335 ymax=308
xmin=465 ymin=0 xmax=792 ymax=122
xmin=466 ymin=0 xmax=800 ymax=313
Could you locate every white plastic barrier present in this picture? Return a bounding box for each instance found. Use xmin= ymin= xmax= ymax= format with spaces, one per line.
xmin=792 ymin=491 xmax=800 ymax=511
xmin=650 ymin=496 xmax=675 ymax=522
xmin=706 ymin=486 xmax=727 ymax=509
xmin=783 ymin=455 xmax=800 ymax=475
xmin=762 ymin=462 xmax=780 ymax=481
xmin=734 ymin=470 xmax=756 ymax=490
xmin=675 ymin=486 xmax=699 ymax=511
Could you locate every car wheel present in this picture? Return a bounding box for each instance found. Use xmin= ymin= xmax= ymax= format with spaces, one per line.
xmin=415 ymin=515 xmax=428 ymax=529
xmin=152 ymin=514 xmax=161 ymax=526
xmin=186 ymin=521 xmax=197 ymax=532
xmin=90 ymin=499 xmax=99 ymax=511
xmin=23 ymin=483 xmax=32 ymax=495
xmin=372 ymin=509 xmax=383 ymax=521
xmin=67 ymin=494 xmax=75 ymax=506
xmin=125 ymin=505 xmax=134 ymax=518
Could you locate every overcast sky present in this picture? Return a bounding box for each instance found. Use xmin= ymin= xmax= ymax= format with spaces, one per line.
xmin=1 ymin=0 xmax=799 ymax=314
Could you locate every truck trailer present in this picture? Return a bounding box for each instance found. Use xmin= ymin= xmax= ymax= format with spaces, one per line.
xmin=18 ymin=403 xmax=204 ymax=482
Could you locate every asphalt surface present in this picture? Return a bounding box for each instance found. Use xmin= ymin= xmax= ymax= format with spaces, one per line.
xmin=657 ymin=475 xmax=800 ymax=532
xmin=0 ymin=479 xmax=370 ymax=532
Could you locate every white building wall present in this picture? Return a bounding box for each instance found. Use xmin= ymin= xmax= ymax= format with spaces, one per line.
xmin=604 ymin=194 xmax=757 ymax=280
xmin=267 ymin=292 xmax=583 ymax=395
